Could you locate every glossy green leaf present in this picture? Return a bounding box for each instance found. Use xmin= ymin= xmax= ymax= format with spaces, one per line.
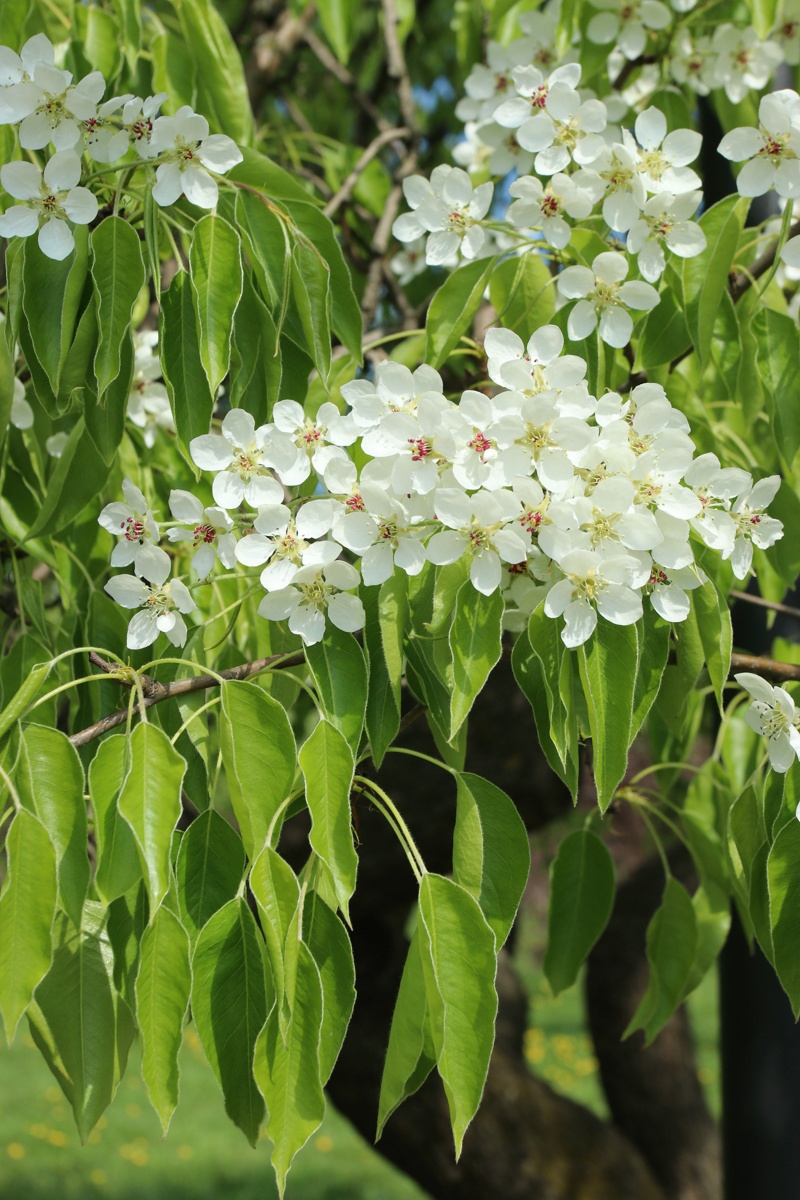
xmin=767 ymin=819 xmax=800 ymax=1017
xmin=91 ymin=216 xmax=146 ymax=397
xmin=425 ymin=256 xmax=498 ymax=369
xmin=88 ymin=734 xmax=141 ymax=905
xmin=23 ymin=418 xmax=111 ymax=541
xmin=176 ymin=0 xmax=253 ymax=144
xmin=376 ymin=930 xmax=436 ymax=1139
xmin=511 ymin=625 xmax=578 ymax=795
xmin=0 ymin=331 xmax=15 ymax=452
xmin=361 ymin=582 xmax=400 ymax=769
xmin=418 ymin=873 xmax=497 ymax=1157
xmin=487 ymin=252 xmax=554 ymax=342
xmin=747 ymin=0 xmax=777 ymax=37
xmin=118 ymin=722 xmax=186 ymax=913
xmin=754 ymin=308 xmax=800 ymax=469
xmin=692 ymin=579 xmax=732 ymax=714
xmin=0 ymin=660 xmax=51 ymax=742
xmin=317 ymin=0 xmax=358 ymax=61
xmin=302 ymin=889 xmax=356 ymax=1082
xmin=634 ymin=286 xmax=691 ymax=369
xmin=453 ymin=772 xmax=530 ymax=949
xmin=30 ymin=904 xmax=136 ymax=1141
xmin=250 ymin=847 xmax=299 ymax=1024
xmin=219 ymin=681 xmax=297 ymax=859
xmin=0 ymin=809 xmax=57 ymax=1042
xmin=229 ymin=147 xmax=317 ymax=205
xmin=305 ymin=626 xmax=368 ymax=753
xmin=175 ymin=809 xmax=245 ymax=944
xmin=255 ymin=939 xmax=325 ymax=1196
xmin=18 ymin=724 xmax=89 ymax=928
xmin=191 ymin=898 xmax=270 ymax=1146
xmin=449 ymin=582 xmax=503 ymax=737
xmin=229 ymin=272 xmax=282 ymax=424
xmin=299 ymin=720 xmax=357 ymax=922
xmin=85 ymin=327 xmax=134 ymax=464
xmin=159 ymin=270 xmax=215 ymax=457
xmin=578 ymin=621 xmax=638 ymax=812
xmin=135 ymin=905 xmax=191 ymax=1132
xmin=543 ymin=830 xmax=615 ymax=995
xmin=22 ymin=228 xmax=88 ymax=393
xmin=682 ymin=195 xmax=749 ymax=362
xmin=631 ymin=610 xmax=670 ymax=741
xmin=284 ymin=202 xmax=363 ymax=361
xmin=684 ymin=881 xmax=730 ymax=997
xmin=189 ymin=214 xmax=243 ymax=395
xmin=625 ymin=877 xmax=698 ymax=1043
xmin=289 ymin=240 xmax=331 ymax=382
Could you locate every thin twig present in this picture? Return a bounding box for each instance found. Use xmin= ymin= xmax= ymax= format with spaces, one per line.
xmin=302 ymin=28 xmax=389 ymax=132
xmin=381 ymin=0 xmax=417 ymax=133
xmin=729 ymin=217 xmax=800 ymax=301
xmin=729 ymin=652 xmax=800 ymax=683
xmin=324 ymin=126 xmax=410 ymax=219
xmin=730 ymin=590 xmax=800 ymax=621
xmin=611 ymin=53 xmax=657 ymax=92
xmin=69 ymin=650 xmax=305 ymax=748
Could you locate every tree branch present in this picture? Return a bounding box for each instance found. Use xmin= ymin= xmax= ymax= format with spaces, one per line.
xmin=729 ymin=652 xmax=800 ymax=683
xmin=323 ymin=126 xmax=410 ymax=219
xmin=730 ymin=589 xmax=800 ymax=621
xmin=380 ymin=0 xmax=417 ymax=133
xmin=729 ymin=217 xmax=800 ymax=301
xmin=302 ymin=28 xmax=390 ymax=132
xmin=69 ymin=650 xmax=305 ymax=748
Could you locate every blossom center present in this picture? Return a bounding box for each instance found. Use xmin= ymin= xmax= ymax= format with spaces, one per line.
xmin=408 ymin=437 xmax=432 ymax=460
xmin=193 ymin=524 xmax=216 ymax=545
xmin=122 ymin=516 xmax=146 ymax=541
xmin=468 ymin=429 xmax=494 ymax=459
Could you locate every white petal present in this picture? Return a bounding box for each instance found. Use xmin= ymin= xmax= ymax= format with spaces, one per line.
xmin=38 ymin=218 xmax=74 ymax=260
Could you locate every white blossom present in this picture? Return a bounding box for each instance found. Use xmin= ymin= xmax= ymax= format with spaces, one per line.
xmin=392 ymin=165 xmax=493 ymax=264
xmin=426 ymin=488 xmax=529 ymax=595
xmin=189 ymin=409 xmax=287 ymax=510
xmin=544 ymin=548 xmax=643 ymax=647
xmin=586 ymin=0 xmax=671 ymax=60
xmin=10 ymin=378 xmax=32 ymax=429
xmin=104 ymin=544 xmax=195 ymax=649
xmin=496 ymin=64 xmax=608 ymax=174
xmin=150 ymin=106 xmax=243 ymax=209
xmin=259 ymin=560 xmax=364 ymax=645
xmin=3 ymin=62 xmax=105 ymax=150
xmin=507 ymin=171 xmax=601 ymax=247
xmin=0 ymin=151 xmax=98 ymax=260
xmin=166 ymin=490 xmax=237 ymax=577
xmin=718 ymin=91 xmax=800 ymax=199
xmin=627 ymin=191 xmax=706 ymax=282
xmin=709 ymin=25 xmax=782 ymax=104
xmin=98 ymin=478 xmax=160 ymax=571
xmin=623 ymin=108 xmax=703 ymax=195
xmin=557 ymin=251 xmax=660 ymax=348
xmin=728 ymin=475 xmax=784 ymax=577
xmin=735 ymin=672 xmax=800 ymax=774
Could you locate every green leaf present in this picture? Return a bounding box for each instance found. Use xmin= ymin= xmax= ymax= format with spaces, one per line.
xmin=634 ymin=286 xmax=691 ymax=369
xmin=0 ymin=331 xmax=15 ymax=453
xmin=23 ymin=418 xmax=111 ymax=541
xmin=754 ymin=308 xmax=800 ymax=470
xmin=159 ymin=270 xmax=215 ymax=458
xmin=682 ymin=195 xmax=749 ymax=362
xmin=255 ymin=940 xmax=325 ymax=1196
xmin=18 ymin=724 xmax=89 ymax=929
xmin=376 ymin=930 xmax=436 ymax=1139
xmin=625 ymin=877 xmax=698 ymax=1043
xmin=0 ymin=809 xmax=57 ymax=1042
xmin=250 ymin=847 xmax=299 ymax=1024
xmin=228 ymin=146 xmax=319 ymax=204
xmin=88 ymin=734 xmax=142 ymax=906
xmin=425 ymin=256 xmax=498 ymax=369
xmin=229 ymin=272 xmax=282 ymax=424
xmin=91 ymin=216 xmax=146 ymax=397
xmin=449 ymin=582 xmax=503 ymax=737
xmin=361 ymin=582 xmax=401 ymax=769
xmin=767 ymin=819 xmax=800 ymax=1017
xmin=543 ymin=830 xmax=615 ymax=996
xmin=747 ymin=0 xmax=777 ymax=37
xmin=302 ymin=889 xmax=356 ymax=1082
xmin=135 ymin=905 xmax=191 ymax=1132
xmin=453 ymin=772 xmax=529 ymax=949
xmin=631 ymin=610 xmax=670 ymax=740
xmin=578 ymin=621 xmax=638 ymax=812
xmin=176 ymin=0 xmax=253 ymax=144
xmin=284 ymin=201 xmax=363 ymax=362
xmin=85 ymin=327 xmax=134 ymax=464
xmin=219 ymin=681 xmax=297 ymax=859
xmin=299 ymin=720 xmax=357 ymax=921
xmin=522 ymin=604 xmax=580 ymax=786
xmin=684 ymin=881 xmax=730 ymax=997
xmin=305 ymin=626 xmax=368 ymax=753
xmin=191 ymin=898 xmax=270 ymax=1145
xmin=22 ymin=227 xmax=88 ymax=394
xmin=317 ymin=0 xmax=358 ymax=61
xmin=189 ymin=214 xmax=243 ymax=396
xmin=30 ymin=905 xmax=136 ymax=1141
xmin=692 ymin=579 xmax=732 ymax=714
xmin=511 ymin=626 xmax=578 ymax=795
xmin=418 ymin=873 xmax=498 ymax=1157
xmin=487 ymin=252 xmax=554 ymax=342
xmin=0 ymin=660 xmax=51 ymax=742
xmin=174 ymin=809 xmax=245 ymax=944
xmin=118 ymin=722 xmax=186 ymax=913
xmin=289 ymin=240 xmax=332 ymax=382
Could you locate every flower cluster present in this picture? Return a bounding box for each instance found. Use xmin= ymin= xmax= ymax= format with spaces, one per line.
xmin=0 ymin=34 xmax=243 ymax=260
xmin=99 ymin=325 xmax=783 ymax=651
xmin=735 ymin=673 xmax=800 ymax=775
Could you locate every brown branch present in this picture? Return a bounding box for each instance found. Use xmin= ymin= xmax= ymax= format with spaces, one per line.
xmin=729 ymin=217 xmax=800 ymax=301
xmin=729 ymin=652 xmax=800 ymax=683
xmin=246 ymin=5 xmax=318 ymax=110
xmin=323 ymin=126 xmax=410 ymax=219
xmin=611 ymin=53 xmax=658 ymax=92
xmin=730 ymin=589 xmax=800 ymax=621
xmin=302 ymin=28 xmax=390 ymax=132
xmin=381 ymin=0 xmax=417 ymax=134
xmin=361 ymin=182 xmax=406 ymax=327
xmin=69 ymin=650 xmax=305 ymax=749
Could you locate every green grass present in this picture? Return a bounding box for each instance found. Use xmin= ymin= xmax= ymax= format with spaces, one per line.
xmin=0 ymin=1029 xmax=429 ymax=1200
